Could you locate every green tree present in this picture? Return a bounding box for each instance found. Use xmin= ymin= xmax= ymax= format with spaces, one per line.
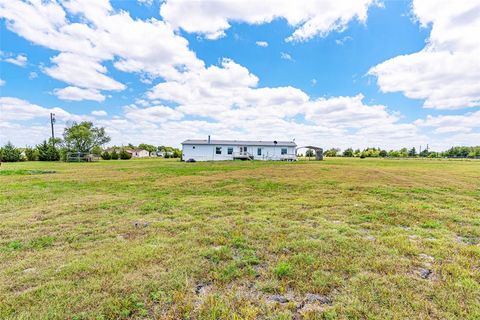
xmin=408 ymin=147 xmax=417 ymax=157
xmin=379 ymin=150 xmax=387 ymax=157
xmin=119 ymin=149 xmax=132 ymax=160
xmin=37 ymin=140 xmax=60 ymax=161
xmin=110 ymin=150 xmax=119 ymax=160
xmin=25 ymin=147 xmax=39 ymax=161
xmin=138 ymin=144 xmax=156 ymax=154
xmin=0 ymin=142 xmax=22 ymax=162
xmin=101 ymin=151 xmax=111 ymax=160
xmin=323 ymin=148 xmax=339 ymax=157
xmin=305 ymin=149 xmax=315 ymax=157
xmin=62 ymin=122 xmax=110 ymax=153
xmin=343 ymin=148 xmax=354 ymax=157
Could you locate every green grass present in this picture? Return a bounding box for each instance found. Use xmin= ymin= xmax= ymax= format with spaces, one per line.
xmin=1 ymin=158 xmax=479 ymax=319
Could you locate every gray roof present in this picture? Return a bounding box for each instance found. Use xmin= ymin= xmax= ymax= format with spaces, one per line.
xmin=182 ymin=139 xmax=297 ymax=147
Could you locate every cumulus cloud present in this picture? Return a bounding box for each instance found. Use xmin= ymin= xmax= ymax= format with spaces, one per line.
xmin=92 ymin=110 xmax=108 ymax=116
xmin=280 ymin=52 xmax=294 ymax=61
xmin=0 ymin=78 xmax=5 ymax=86
xmin=4 ymin=54 xmax=27 ymax=66
xmin=369 ymin=0 xmax=480 ymax=109
xmin=160 ymin=0 xmax=377 ymax=42
xmin=54 ymin=86 xmax=106 ymax=102
xmin=255 ymin=41 xmax=268 ymax=47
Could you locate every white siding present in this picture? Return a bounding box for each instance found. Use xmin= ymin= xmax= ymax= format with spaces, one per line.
xmin=182 ymin=144 xmax=296 ymax=161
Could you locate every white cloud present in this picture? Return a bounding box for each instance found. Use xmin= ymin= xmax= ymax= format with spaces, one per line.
xmin=160 ymin=0 xmax=377 ymax=42
xmin=335 ymin=36 xmax=352 ymax=45
xmin=280 ymin=52 xmax=294 ymax=61
xmin=123 ymin=104 xmax=184 ymax=123
xmin=0 ymin=79 xmax=5 ymax=86
xmin=255 ymin=41 xmax=268 ymax=47
xmin=369 ymin=0 xmax=480 ymax=109
xmin=138 ymin=0 xmax=153 ymax=6
xmin=4 ymin=54 xmax=27 ymax=66
xmin=92 ymin=110 xmax=108 ymax=116
xmin=54 ymin=86 xmax=106 ymax=102
xmin=28 ymin=72 xmax=38 ymax=80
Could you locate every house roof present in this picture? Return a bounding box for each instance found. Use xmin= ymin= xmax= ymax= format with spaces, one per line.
xmin=182 ymin=139 xmax=297 ymax=147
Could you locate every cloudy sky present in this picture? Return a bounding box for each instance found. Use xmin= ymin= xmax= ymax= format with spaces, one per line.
xmin=0 ymin=0 xmax=479 ymax=150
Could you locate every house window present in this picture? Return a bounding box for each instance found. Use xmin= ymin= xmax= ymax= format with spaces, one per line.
xmin=216 ymin=147 xmax=222 ymax=154
xmin=257 ymin=148 xmax=262 ymax=156
xmin=227 ymin=147 xmax=233 ymax=155
xmin=281 ymin=148 xmax=287 ymax=155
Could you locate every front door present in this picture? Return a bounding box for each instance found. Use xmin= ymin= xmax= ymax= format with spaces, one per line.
xmin=240 ymin=146 xmax=248 ymax=154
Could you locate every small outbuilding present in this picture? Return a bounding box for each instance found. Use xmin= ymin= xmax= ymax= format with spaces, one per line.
xmin=182 ymin=138 xmax=297 ymax=161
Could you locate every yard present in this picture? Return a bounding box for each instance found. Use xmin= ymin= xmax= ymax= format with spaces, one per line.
xmin=0 ymin=158 xmax=479 ymax=319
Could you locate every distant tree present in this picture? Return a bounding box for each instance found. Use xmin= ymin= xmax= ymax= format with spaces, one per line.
xmin=91 ymin=146 xmax=103 ymax=156
xmin=324 ymin=148 xmax=340 ymax=157
xmin=25 ymin=147 xmax=39 ymax=161
xmin=408 ymin=147 xmax=417 ymax=157
xmin=305 ymin=149 xmax=315 ymax=157
xmin=101 ymin=151 xmax=111 ymax=160
xmin=62 ymin=122 xmax=110 ymax=153
xmin=0 ymin=142 xmax=22 ymax=162
xmin=419 ymin=149 xmax=430 ymax=157
xmin=342 ymin=148 xmax=354 ymax=157
xmin=172 ymin=148 xmax=182 ymax=158
xmin=119 ymin=149 xmax=132 ymax=160
xmin=138 ymin=144 xmax=156 ymax=154
xmin=37 ymin=140 xmax=60 ymax=161
xmin=379 ymin=150 xmax=387 ymax=157
xmin=399 ymin=148 xmax=408 ymax=157
xmin=110 ymin=150 xmax=119 ymax=160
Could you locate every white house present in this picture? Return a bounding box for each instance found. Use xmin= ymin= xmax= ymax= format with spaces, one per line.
xmin=126 ymin=149 xmax=150 ymax=158
xmin=181 ymin=138 xmax=297 ymax=161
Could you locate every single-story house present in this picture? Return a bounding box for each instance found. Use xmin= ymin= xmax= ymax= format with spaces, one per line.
xmin=181 ymin=138 xmax=297 ymax=161
xmin=105 ymin=148 xmax=150 ymax=158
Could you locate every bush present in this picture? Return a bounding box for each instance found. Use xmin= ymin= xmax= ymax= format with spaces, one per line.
xmin=25 ymin=147 xmax=38 ymax=161
xmin=101 ymin=151 xmax=111 ymax=160
xmin=110 ymin=150 xmax=119 ymax=160
xmin=119 ymin=149 xmax=132 ymax=160
xmin=37 ymin=140 xmax=60 ymax=161
xmin=0 ymin=142 xmax=22 ymax=162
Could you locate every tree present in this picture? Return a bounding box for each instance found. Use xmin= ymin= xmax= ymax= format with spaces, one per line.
xmin=305 ymin=149 xmax=315 ymax=157
xmin=323 ymin=148 xmax=340 ymax=157
xmin=62 ymin=122 xmax=110 ymax=153
xmin=101 ymin=151 xmax=111 ymax=160
xmin=25 ymin=147 xmax=38 ymax=161
xmin=119 ymin=149 xmax=132 ymax=160
xmin=0 ymin=142 xmax=22 ymax=162
xmin=343 ymin=148 xmax=354 ymax=157
xmin=408 ymin=147 xmax=417 ymax=157
xmin=138 ymin=143 xmax=156 ymax=154
xmin=37 ymin=140 xmax=60 ymax=161
xmin=110 ymin=150 xmax=119 ymax=160
xmin=379 ymin=150 xmax=387 ymax=157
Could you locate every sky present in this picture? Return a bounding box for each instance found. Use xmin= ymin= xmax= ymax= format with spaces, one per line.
xmin=0 ymin=0 xmax=479 ymax=150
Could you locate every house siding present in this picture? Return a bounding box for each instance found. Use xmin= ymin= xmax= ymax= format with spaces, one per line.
xmin=182 ymin=144 xmax=296 ymax=161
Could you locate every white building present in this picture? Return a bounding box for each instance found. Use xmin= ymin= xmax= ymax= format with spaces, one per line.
xmin=181 ymin=139 xmax=297 ymax=161
xmin=127 ymin=149 xmax=150 ymax=158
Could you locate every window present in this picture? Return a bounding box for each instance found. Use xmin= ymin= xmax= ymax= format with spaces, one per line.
xmin=192 ymin=146 xmax=195 ymax=149
xmin=227 ymin=147 xmax=233 ymax=155
xmin=216 ymin=147 xmax=222 ymax=154
xmin=257 ymin=148 xmax=262 ymax=156
xmin=281 ymin=148 xmax=287 ymax=155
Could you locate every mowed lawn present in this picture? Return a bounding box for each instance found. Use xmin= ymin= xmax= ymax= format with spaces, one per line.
xmin=0 ymin=158 xmax=479 ymax=320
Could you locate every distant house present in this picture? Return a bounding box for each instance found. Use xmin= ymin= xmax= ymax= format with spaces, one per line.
xmin=181 ymin=138 xmax=297 ymax=161
xmin=105 ymin=147 xmax=150 ymax=158
xmin=126 ymin=149 xmax=150 ymax=158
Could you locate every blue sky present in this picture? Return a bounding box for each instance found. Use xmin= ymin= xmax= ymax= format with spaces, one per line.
xmin=1 ymin=0 xmax=479 ymax=150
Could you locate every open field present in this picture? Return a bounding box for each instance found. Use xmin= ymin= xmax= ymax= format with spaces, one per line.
xmin=1 ymin=158 xmax=479 ymax=319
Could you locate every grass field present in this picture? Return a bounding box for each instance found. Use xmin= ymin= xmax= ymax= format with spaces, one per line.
xmin=1 ymin=158 xmax=479 ymax=319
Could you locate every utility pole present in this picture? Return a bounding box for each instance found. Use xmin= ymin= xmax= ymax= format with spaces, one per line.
xmin=50 ymin=113 xmax=56 ymax=146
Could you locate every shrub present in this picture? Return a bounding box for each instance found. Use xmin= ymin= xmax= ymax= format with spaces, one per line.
xmin=37 ymin=140 xmax=60 ymax=161
xmin=110 ymin=150 xmax=119 ymax=160
xmin=101 ymin=151 xmax=111 ymax=160
xmin=0 ymin=142 xmax=22 ymax=162
xmin=25 ymin=147 xmax=39 ymax=161
xmin=119 ymin=149 xmax=132 ymax=160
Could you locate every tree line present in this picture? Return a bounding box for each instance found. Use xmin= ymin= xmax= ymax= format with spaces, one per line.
xmin=319 ymin=146 xmax=480 ymax=158
xmin=0 ymin=121 xmax=181 ymax=162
